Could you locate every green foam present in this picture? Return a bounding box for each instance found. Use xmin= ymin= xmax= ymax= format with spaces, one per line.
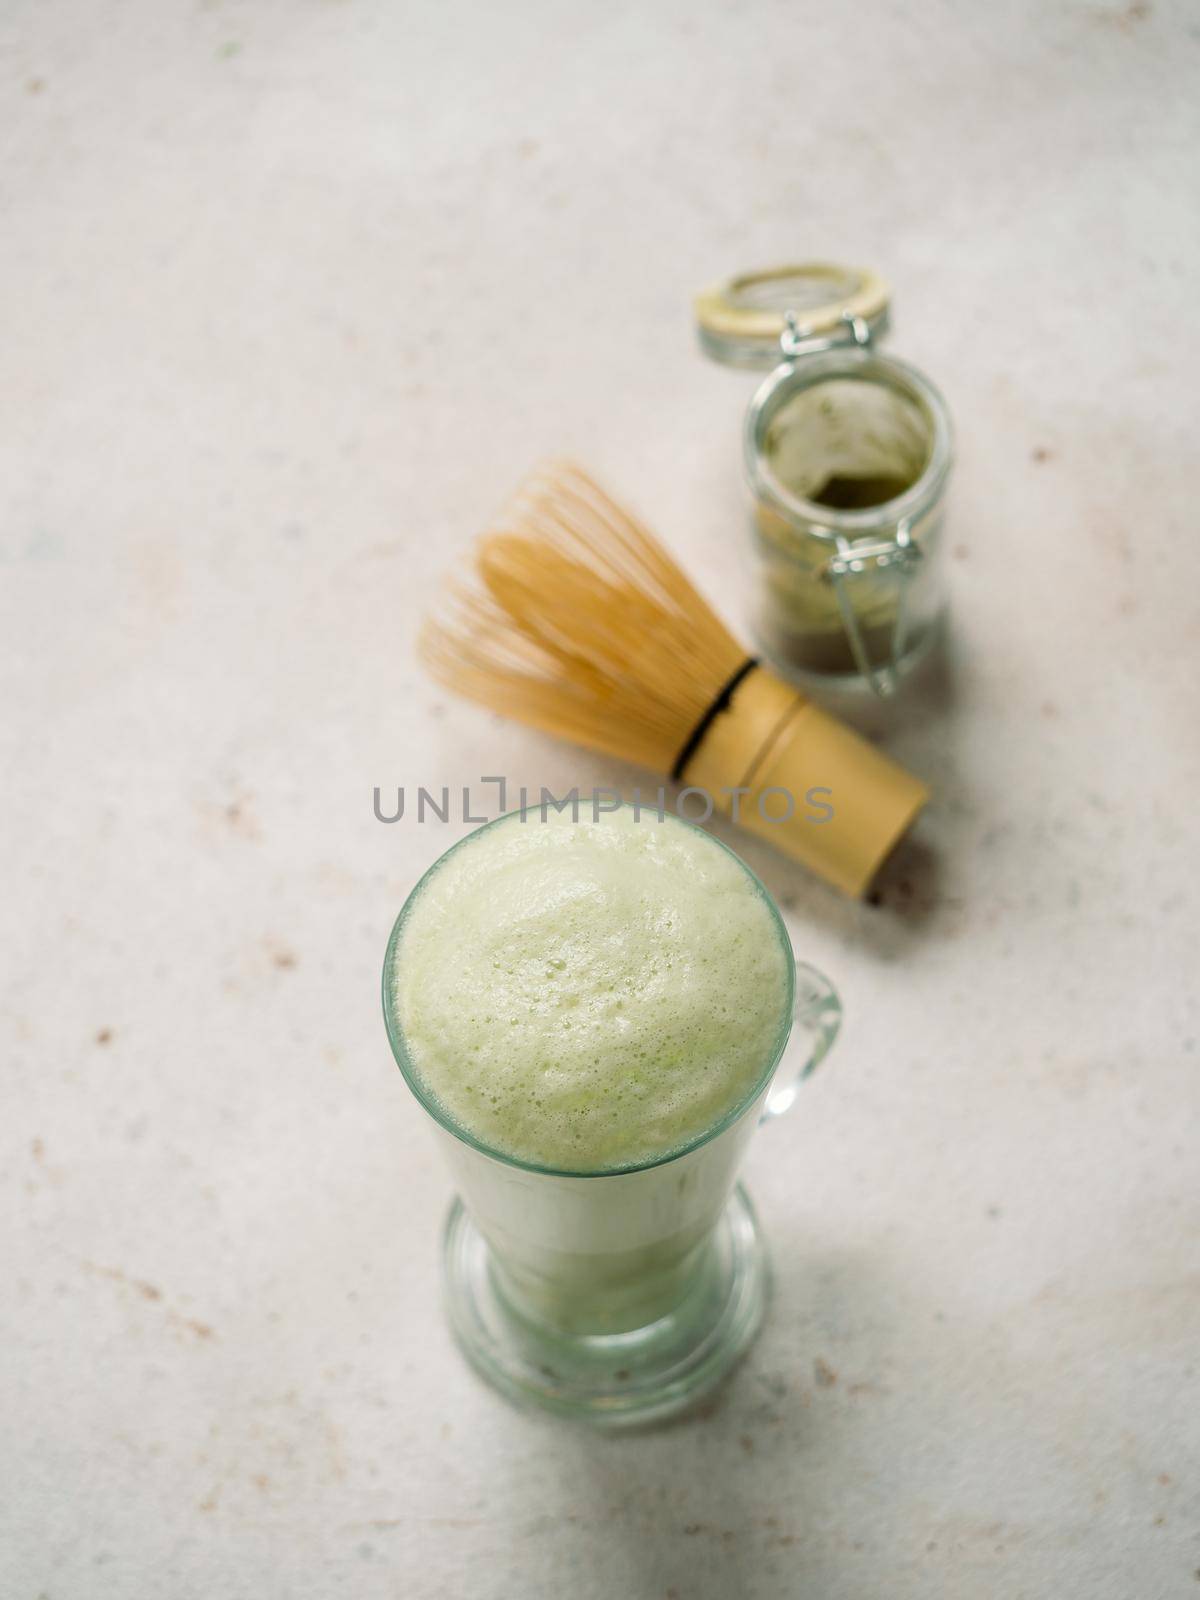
xmin=390 ymin=807 xmax=791 ymax=1172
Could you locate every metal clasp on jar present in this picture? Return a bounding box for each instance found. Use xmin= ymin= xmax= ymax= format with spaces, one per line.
xmin=779 ymin=307 xmax=877 ymax=361
xmin=822 ymin=521 xmax=922 ymax=698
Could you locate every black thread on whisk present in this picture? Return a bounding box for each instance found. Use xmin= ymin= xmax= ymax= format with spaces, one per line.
xmin=671 ymin=657 xmax=760 ymax=782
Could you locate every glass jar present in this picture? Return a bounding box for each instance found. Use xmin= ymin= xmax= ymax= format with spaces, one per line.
xmin=697 ymin=263 xmax=954 ymax=696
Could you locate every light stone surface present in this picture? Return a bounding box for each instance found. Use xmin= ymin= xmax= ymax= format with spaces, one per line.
xmin=2 ymin=2 xmax=1198 ymax=1596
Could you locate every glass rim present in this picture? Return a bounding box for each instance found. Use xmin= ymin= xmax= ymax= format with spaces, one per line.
xmin=744 ymin=346 xmax=954 ymax=537
xmin=381 ymin=804 xmax=797 ymax=1181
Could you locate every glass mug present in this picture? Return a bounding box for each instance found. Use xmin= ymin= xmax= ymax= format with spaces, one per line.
xmin=383 ymin=823 xmax=842 ymax=1426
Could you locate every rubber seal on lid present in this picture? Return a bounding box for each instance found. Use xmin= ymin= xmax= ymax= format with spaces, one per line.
xmin=695 ymin=262 xmax=890 ymax=369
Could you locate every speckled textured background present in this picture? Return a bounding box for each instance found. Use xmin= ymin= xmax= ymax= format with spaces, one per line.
xmin=2 ymin=2 xmax=1198 ymax=1596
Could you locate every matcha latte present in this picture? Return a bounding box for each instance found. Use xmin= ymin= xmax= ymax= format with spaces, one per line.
xmin=387 ymin=806 xmax=792 ymax=1173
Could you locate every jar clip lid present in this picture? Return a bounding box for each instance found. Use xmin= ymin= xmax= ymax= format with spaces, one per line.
xmin=694 ymin=262 xmax=890 ymax=370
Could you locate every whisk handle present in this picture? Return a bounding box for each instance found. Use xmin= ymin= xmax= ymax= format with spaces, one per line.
xmin=683 ymin=665 xmax=929 ymax=899
xmin=670 ymin=656 xmax=759 ymax=781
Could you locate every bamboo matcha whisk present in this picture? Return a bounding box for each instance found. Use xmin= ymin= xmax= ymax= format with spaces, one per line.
xmin=421 ymin=462 xmax=928 ymax=898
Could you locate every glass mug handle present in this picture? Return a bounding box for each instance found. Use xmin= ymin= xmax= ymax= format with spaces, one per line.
xmin=761 ymin=962 xmax=842 ymax=1121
